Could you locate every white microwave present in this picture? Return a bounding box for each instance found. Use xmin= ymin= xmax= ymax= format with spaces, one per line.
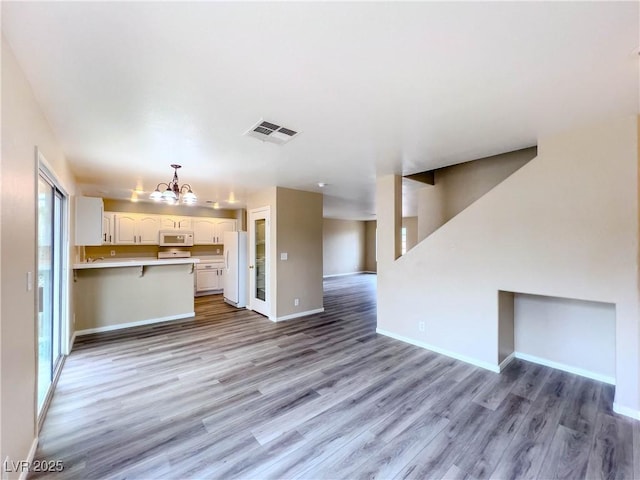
xmin=159 ymin=230 xmax=194 ymax=247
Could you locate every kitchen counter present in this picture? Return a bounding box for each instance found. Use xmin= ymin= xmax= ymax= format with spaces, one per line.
xmin=73 ymin=257 xmax=199 ymax=269
xmin=73 ymin=257 xmax=197 ymax=335
xmin=193 ymin=255 xmax=224 ymax=262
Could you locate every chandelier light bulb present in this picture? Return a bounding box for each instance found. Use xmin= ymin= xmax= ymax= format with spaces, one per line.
xmin=149 ymin=164 xmax=197 ymax=205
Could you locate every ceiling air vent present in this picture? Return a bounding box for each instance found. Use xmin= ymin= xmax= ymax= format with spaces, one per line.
xmin=244 ymin=119 xmax=300 ymax=145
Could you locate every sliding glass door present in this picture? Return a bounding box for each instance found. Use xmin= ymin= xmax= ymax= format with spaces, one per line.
xmin=37 ymin=169 xmax=66 ymax=413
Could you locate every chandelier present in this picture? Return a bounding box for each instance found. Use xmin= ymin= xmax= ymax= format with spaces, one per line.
xmin=149 ymin=164 xmax=197 ymax=205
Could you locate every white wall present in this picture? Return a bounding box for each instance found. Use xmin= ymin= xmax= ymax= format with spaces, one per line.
xmin=418 ymin=147 xmax=535 ymax=241
xmin=246 ymin=187 xmax=324 ymax=321
xmin=377 ymin=116 xmax=640 ymax=418
xmin=364 ymin=220 xmax=377 ymax=272
xmin=514 ymin=294 xmax=616 ymax=382
xmin=323 ymin=218 xmax=366 ymax=276
xmin=276 ymin=188 xmax=324 ymax=319
xmin=2 ymin=35 xmax=77 ymax=471
xmin=402 ymin=217 xmax=418 ymax=252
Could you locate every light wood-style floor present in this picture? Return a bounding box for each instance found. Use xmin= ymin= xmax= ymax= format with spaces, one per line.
xmin=32 ymin=274 xmax=639 ymax=480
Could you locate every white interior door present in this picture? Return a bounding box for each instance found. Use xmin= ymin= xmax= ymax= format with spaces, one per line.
xmin=249 ymin=207 xmax=270 ymax=317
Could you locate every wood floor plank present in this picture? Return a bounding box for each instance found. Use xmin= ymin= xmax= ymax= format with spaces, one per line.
xmin=30 ymin=274 xmax=637 ymax=480
xmin=634 ymin=419 xmax=640 ymax=480
xmin=585 ymin=412 xmax=634 ymax=480
xmin=300 ymin=430 xmax=379 ymax=478
xmin=456 ymin=393 xmax=533 ymax=478
xmin=441 ymin=464 xmax=476 ymax=480
xmin=537 ymin=425 xmax=591 ymax=480
xmin=343 ymin=412 xmax=450 ymax=480
xmin=559 ymin=377 xmax=601 ymax=436
xmin=488 ymin=370 xmax=577 ymax=480
xmin=510 ymin=362 xmax=551 ymax=401
xmin=393 ymin=402 xmax=494 ymax=480
xmin=472 ymin=360 xmax=527 ymax=410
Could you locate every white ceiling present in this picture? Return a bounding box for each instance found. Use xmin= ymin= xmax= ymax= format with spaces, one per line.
xmin=2 ymin=2 xmax=638 ymax=219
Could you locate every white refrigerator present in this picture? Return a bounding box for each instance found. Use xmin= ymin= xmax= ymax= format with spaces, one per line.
xmin=223 ymin=231 xmax=247 ymax=308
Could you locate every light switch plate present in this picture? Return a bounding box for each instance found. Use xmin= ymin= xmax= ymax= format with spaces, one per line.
xmin=280 ymin=253 xmax=288 ymax=260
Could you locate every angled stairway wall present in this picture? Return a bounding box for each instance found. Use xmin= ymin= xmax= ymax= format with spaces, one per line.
xmin=416 ymin=147 xmax=537 ymax=241
xmin=376 ymin=116 xmax=640 ymax=418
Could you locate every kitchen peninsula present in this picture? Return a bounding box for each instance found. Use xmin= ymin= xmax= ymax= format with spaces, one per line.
xmin=73 ymin=257 xmax=199 ymax=334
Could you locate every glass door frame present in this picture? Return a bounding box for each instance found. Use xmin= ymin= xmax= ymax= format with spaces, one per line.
xmin=248 ymin=206 xmax=271 ymax=318
xmin=36 ymin=148 xmax=70 ymax=425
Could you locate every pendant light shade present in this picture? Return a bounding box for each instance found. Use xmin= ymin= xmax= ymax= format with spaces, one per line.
xmin=150 ymin=164 xmax=197 ymax=205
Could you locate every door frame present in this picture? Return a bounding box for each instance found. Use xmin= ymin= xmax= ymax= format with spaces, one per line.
xmin=35 ymin=148 xmax=70 ymax=426
xmin=248 ymin=206 xmax=271 ymax=318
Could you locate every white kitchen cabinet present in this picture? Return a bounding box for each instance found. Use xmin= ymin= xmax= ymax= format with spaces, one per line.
xmin=196 ymin=262 xmax=224 ymax=293
xmin=161 ymin=216 xmax=193 ymax=230
xmin=114 ymin=213 xmax=161 ymax=244
xmin=102 ymin=212 xmax=114 ymax=244
xmin=193 ymin=218 xmax=217 ymax=244
xmin=114 ymin=214 xmax=137 ymax=244
xmin=138 ymin=215 xmax=161 ymax=244
xmin=193 ymin=218 xmax=237 ymax=244
xmin=215 ymin=219 xmax=237 ymax=242
xmin=75 ymin=196 xmax=104 ymax=245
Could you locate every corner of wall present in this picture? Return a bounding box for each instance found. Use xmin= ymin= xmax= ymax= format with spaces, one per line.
xmin=376 ymin=117 xmax=640 ymax=416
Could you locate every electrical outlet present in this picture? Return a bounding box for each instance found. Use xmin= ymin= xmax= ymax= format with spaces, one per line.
xmin=294 ymin=298 xmax=299 ymax=306
xmin=110 ymin=250 xmax=116 ymax=256
xmin=419 ymin=321 xmax=425 ymax=332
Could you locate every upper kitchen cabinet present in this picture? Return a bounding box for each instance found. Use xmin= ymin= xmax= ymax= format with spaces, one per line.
xmin=76 ymin=196 xmax=104 ymax=245
xmin=161 ymin=216 xmax=193 ymax=230
xmin=215 ymin=219 xmax=237 ymax=242
xmin=114 ymin=213 xmax=161 ymax=244
xmin=193 ymin=218 xmax=216 ymax=244
xmin=103 ymin=212 xmax=114 ymax=244
xmin=193 ymin=218 xmax=237 ymax=244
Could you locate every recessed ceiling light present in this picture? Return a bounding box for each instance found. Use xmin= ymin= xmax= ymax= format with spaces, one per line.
xmin=318 ymin=182 xmax=328 ymax=188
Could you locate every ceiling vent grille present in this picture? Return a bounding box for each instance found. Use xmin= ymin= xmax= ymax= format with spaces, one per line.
xmin=244 ymin=119 xmax=300 ymax=145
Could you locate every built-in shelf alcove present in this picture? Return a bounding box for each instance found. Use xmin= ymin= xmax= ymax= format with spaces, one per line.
xmin=498 ymin=290 xmax=616 ymax=384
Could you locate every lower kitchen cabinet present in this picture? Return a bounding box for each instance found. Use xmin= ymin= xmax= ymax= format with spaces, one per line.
xmin=195 ymin=262 xmax=224 ymax=294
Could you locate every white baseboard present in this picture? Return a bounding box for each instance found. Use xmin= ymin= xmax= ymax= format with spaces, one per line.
xmin=17 ymin=436 xmax=39 ymax=480
xmin=75 ymin=312 xmax=195 ymax=336
xmin=612 ymin=403 xmax=640 ymax=420
xmin=498 ymin=352 xmax=516 ymax=371
xmin=375 ymin=328 xmax=501 ymax=373
xmin=69 ymin=331 xmax=77 ymax=352
xmin=273 ymin=308 xmax=325 ymax=322
xmin=514 ymin=352 xmax=615 ymax=385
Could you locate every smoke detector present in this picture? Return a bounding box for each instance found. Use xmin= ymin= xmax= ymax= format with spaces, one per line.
xmin=244 ymin=119 xmax=300 ymax=145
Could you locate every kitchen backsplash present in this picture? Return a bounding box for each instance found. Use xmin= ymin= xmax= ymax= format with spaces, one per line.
xmin=83 ymin=244 xmax=223 ymax=260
